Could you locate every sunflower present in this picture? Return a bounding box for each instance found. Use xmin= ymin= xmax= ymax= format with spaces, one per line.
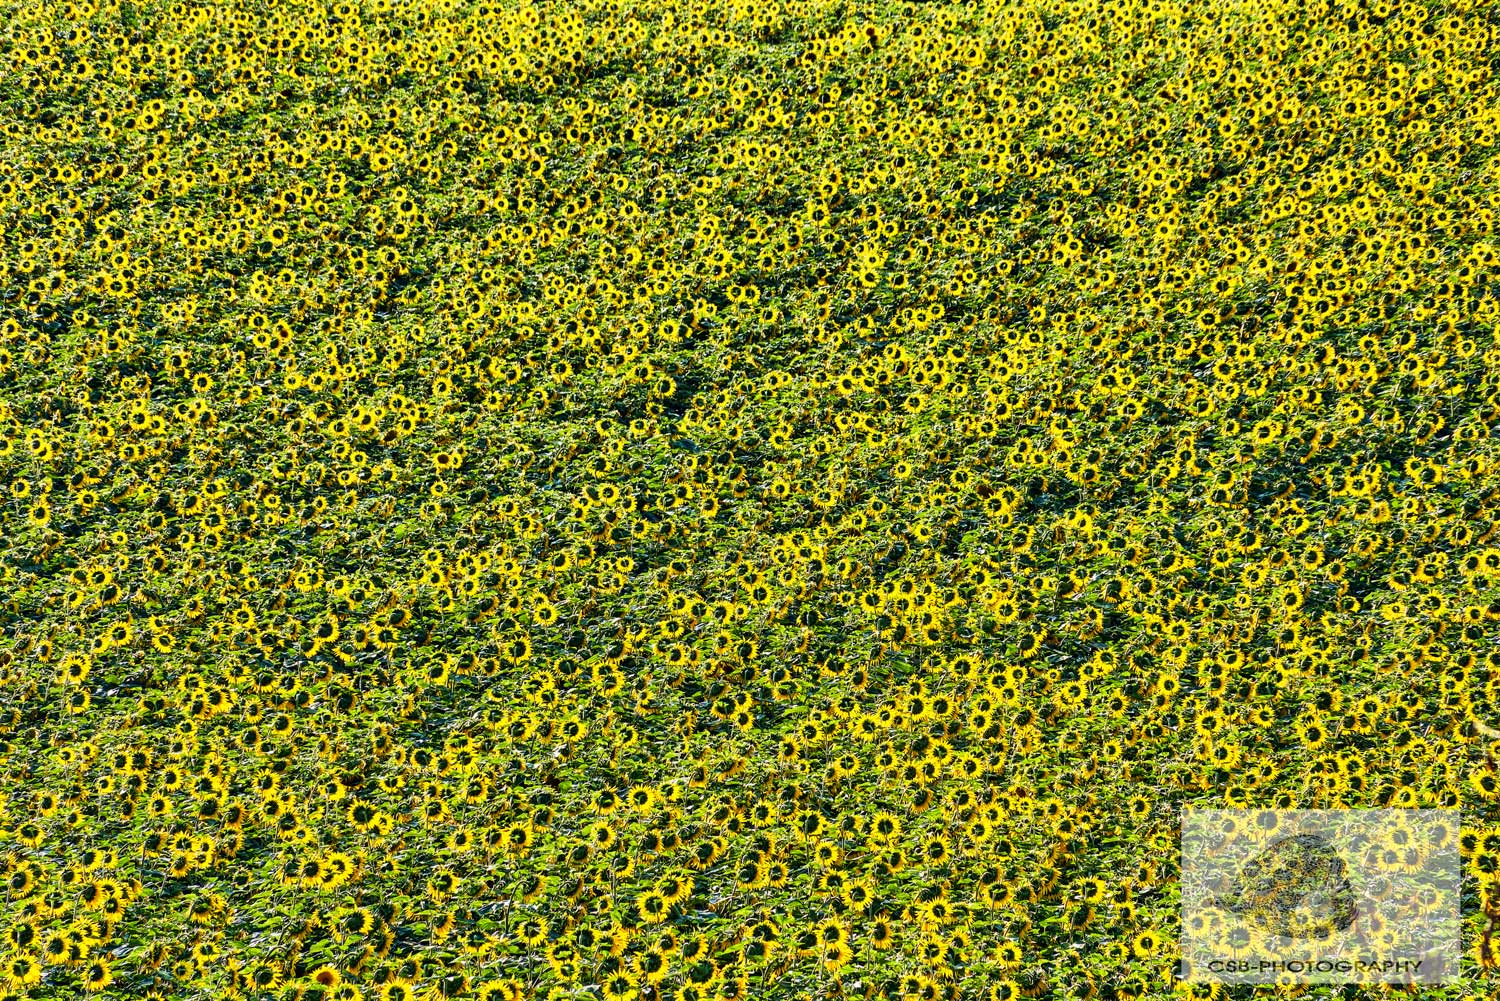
xmin=601 ymin=976 xmax=637 ymax=1001
xmin=1131 ymin=929 xmax=1161 ymax=958
xmin=6 ymin=956 xmax=41 ymax=987
xmin=633 ymin=948 xmax=669 ymax=985
xmin=247 ymin=964 xmax=282 ymax=992
xmin=76 ymin=955 xmax=115 ymax=991
xmin=637 ymin=891 xmax=670 ymax=925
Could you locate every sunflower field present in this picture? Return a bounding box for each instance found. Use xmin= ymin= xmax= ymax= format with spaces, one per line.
xmin=2 ymin=0 xmax=1500 ymax=998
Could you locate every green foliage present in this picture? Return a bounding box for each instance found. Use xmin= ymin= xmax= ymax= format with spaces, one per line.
xmin=1 ymin=0 xmax=1499 ymax=999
